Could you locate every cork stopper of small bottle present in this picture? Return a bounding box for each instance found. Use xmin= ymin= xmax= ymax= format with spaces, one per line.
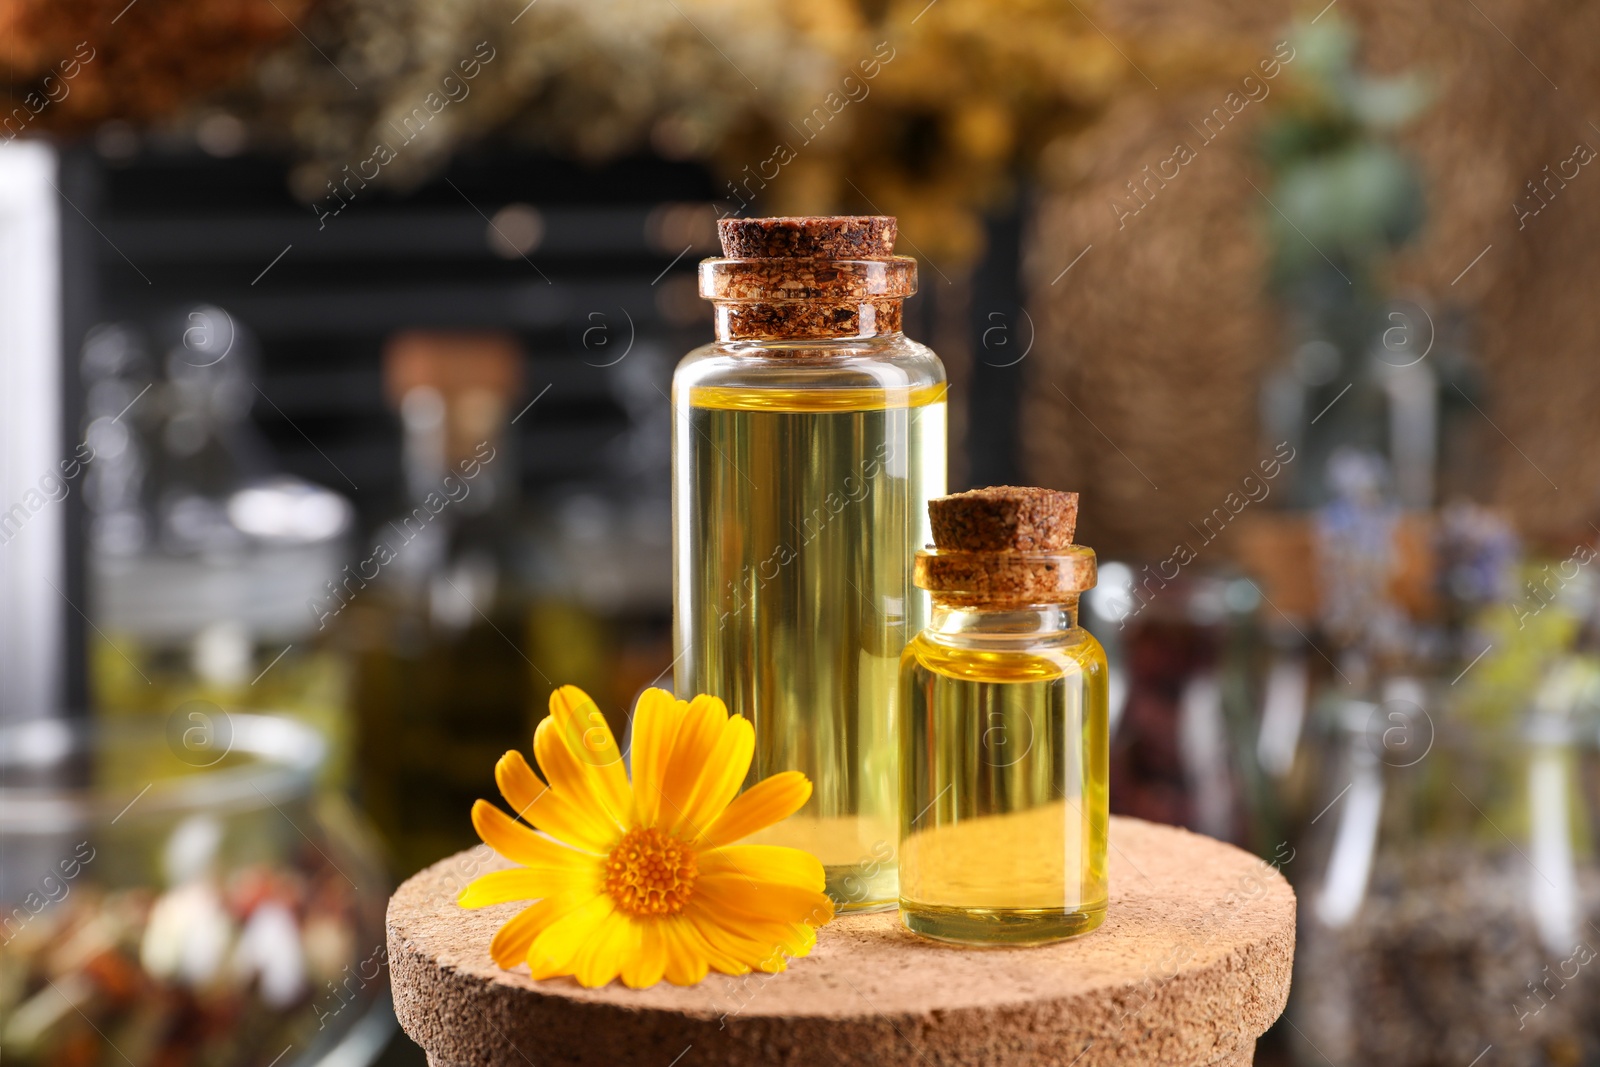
xmin=929 ymin=486 xmax=1080 ymax=553
xmin=916 ymin=486 xmax=1096 ymax=606
xmin=699 ymin=216 xmax=917 ymax=341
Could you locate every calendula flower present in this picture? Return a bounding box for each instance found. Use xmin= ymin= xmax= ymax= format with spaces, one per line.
xmin=458 ymin=685 xmax=834 ymax=988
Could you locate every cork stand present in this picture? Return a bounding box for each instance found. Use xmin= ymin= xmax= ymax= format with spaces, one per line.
xmin=388 ymin=816 xmax=1295 ymax=1067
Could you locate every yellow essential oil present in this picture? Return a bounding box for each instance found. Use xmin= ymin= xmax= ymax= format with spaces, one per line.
xmin=679 ymin=385 xmax=944 ymax=907
xmin=898 ymin=488 xmax=1108 ymax=944
xmin=674 ymin=217 xmax=946 ymax=911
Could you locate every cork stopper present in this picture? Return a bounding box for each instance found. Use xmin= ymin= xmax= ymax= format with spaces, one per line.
xmin=383 ymin=331 xmax=521 ymax=465
xmin=930 ymin=486 xmax=1080 ymax=552
xmin=383 ymin=331 xmax=522 ymax=406
xmin=717 ymin=216 xmax=897 ymax=259
xmin=700 ymin=216 xmax=917 ymax=342
xmin=917 ymin=486 xmax=1094 ymax=606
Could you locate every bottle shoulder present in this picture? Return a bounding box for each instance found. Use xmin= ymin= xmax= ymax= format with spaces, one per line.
xmin=906 ymin=626 xmax=1106 ymax=683
xmin=673 ymin=335 xmax=946 ymax=393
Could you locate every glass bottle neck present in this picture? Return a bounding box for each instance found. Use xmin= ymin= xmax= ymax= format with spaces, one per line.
xmin=399 ymin=385 xmax=512 ymax=516
xmin=927 ymin=599 xmax=1081 ymax=638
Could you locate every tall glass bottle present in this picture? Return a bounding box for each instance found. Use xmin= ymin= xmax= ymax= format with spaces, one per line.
xmin=898 ymin=487 xmax=1108 ymax=944
xmin=673 ymin=216 xmax=947 ymax=911
xmin=346 ymin=331 xmax=538 ymax=875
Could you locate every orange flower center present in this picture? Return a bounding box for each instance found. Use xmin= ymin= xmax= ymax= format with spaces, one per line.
xmin=604 ymin=827 xmax=697 ymax=917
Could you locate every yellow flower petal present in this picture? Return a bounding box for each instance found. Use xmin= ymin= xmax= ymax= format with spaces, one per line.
xmin=619 ymin=921 xmax=668 ymax=989
xmin=652 ymin=695 xmax=728 ymax=829
xmin=458 ymin=866 xmax=601 ymax=909
xmin=489 ymin=897 xmax=589 ymax=969
xmin=671 ymin=912 xmax=752 ymax=978
xmin=673 ymin=713 xmax=754 ymax=838
xmin=694 ymin=872 xmax=834 ymax=928
xmin=495 ymin=749 xmax=547 ymax=815
xmin=481 ymin=761 xmax=622 ymax=854
xmin=705 ymin=917 xmax=818 ymax=964
xmin=527 ymin=895 xmax=617 ymax=980
xmin=691 ymin=892 xmax=821 ymax=963
xmin=686 ymin=907 xmax=795 ymax=974
xmin=470 ymin=798 xmax=611 ymax=867
xmin=698 ymin=844 xmax=827 ymax=891
xmin=534 ymin=716 xmax=629 ymax=839
xmin=697 ymin=772 xmax=813 ymax=849
xmin=785 ymin=921 xmax=819 ymax=959
xmin=546 ymin=685 xmax=633 ymax=819
xmin=571 ymin=909 xmax=638 ymax=988
xmin=658 ymin=917 xmax=712 ymax=986
xmin=628 ymin=688 xmax=685 ymax=828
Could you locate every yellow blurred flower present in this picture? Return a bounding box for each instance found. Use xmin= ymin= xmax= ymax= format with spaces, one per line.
xmin=458 ymin=685 xmax=833 ymax=988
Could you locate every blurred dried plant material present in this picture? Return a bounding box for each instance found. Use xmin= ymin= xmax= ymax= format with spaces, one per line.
xmin=1298 ymin=845 xmax=1600 ymax=1065
xmin=1022 ymin=92 xmax=1278 ymax=557
xmin=5 ymin=0 xmax=1241 ymax=265
xmin=0 ymin=0 xmax=318 ymax=130
xmin=1233 ymin=511 xmax=1437 ymax=624
xmin=1023 ymin=0 xmax=1600 ymax=554
xmin=246 ymin=0 xmax=1230 ymax=264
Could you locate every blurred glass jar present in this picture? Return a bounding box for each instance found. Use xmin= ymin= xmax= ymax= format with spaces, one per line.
xmin=0 ymin=714 xmax=390 ymax=1067
xmin=1091 ymin=566 xmax=1268 ymax=848
xmin=1293 ymin=688 xmax=1600 ymax=1067
xmin=80 ymin=313 xmax=357 ymax=784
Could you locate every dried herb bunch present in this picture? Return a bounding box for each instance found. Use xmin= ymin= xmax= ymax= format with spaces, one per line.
xmin=0 ymin=0 xmax=1231 ymax=265
xmin=0 ymin=0 xmax=318 ymax=131
xmin=244 ymin=0 xmax=1167 ymax=262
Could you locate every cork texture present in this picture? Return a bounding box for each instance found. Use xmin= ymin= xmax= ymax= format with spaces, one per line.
xmin=389 ymin=817 xmax=1295 ymax=1067
xmin=718 ymin=215 xmax=897 ymax=259
xmin=914 ymin=546 xmax=1098 ymax=605
xmin=701 ymin=216 xmax=916 ymax=341
xmin=713 ymin=299 xmax=904 ymax=341
xmin=929 ymin=487 xmax=1081 ymax=552
xmin=699 ymin=257 xmax=917 ymax=301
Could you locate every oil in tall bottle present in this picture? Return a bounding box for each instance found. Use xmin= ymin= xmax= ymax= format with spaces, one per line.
xmin=674 ymin=217 xmax=946 ymax=910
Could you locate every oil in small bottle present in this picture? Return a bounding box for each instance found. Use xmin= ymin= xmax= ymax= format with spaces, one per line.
xmin=898 ymin=487 xmax=1109 ymax=944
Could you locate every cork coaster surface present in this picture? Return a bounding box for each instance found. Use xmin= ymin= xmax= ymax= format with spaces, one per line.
xmin=389 ymin=816 xmax=1295 ymax=1067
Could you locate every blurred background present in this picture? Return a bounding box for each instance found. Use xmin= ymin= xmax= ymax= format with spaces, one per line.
xmin=3 ymin=0 xmax=1599 ymax=1064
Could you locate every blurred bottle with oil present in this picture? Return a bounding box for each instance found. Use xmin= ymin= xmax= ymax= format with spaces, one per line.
xmin=343 ymin=332 xmax=672 ymax=875
xmin=84 ymin=308 xmax=357 ymax=783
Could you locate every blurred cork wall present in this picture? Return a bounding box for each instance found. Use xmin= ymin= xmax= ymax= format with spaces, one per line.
xmin=1021 ymin=0 xmax=1600 ymax=560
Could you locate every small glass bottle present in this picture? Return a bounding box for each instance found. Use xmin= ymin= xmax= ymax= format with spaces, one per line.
xmin=899 ymin=487 xmax=1109 ymax=944
xmin=674 ymin=216 xmax=947 ymax=911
